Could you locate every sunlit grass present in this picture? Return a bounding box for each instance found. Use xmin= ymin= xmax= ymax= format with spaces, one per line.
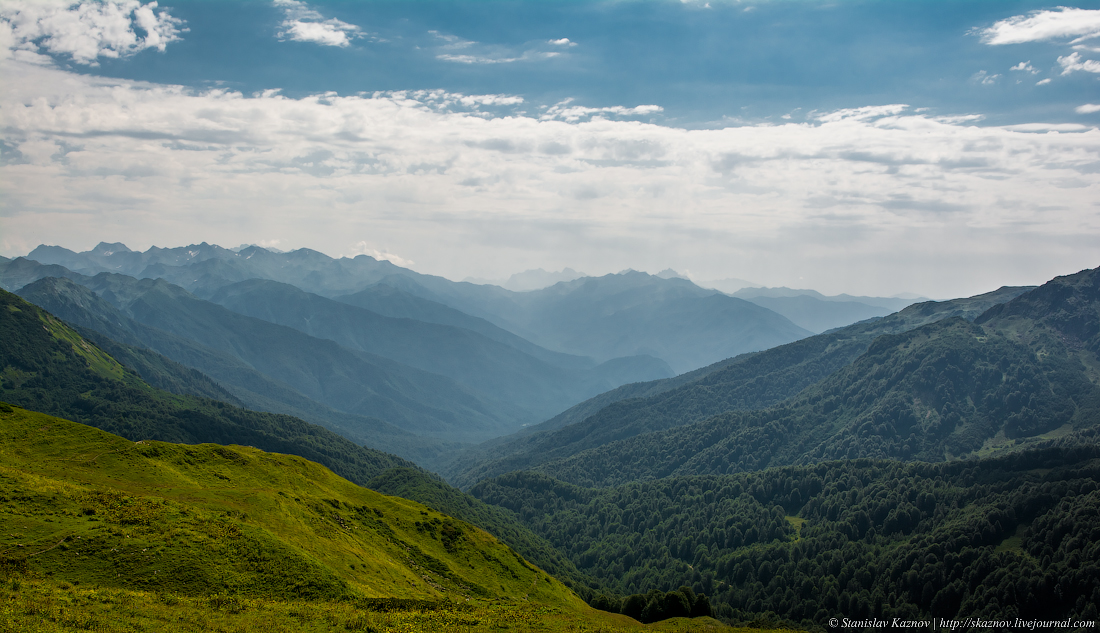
xmin=0 ymin=406 xmax=779 ymax=632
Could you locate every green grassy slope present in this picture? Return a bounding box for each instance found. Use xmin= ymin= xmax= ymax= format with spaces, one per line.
xmin=1 ymin=287 xmax=621 ymax=597
xmin=0 ymin=405 xmax=575 ymax=604
xmin=0 ymin=406 xmax=754 ymax=633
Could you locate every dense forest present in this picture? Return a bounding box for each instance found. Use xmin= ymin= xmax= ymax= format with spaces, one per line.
xmin=471 ymin=445 xmax=1100 ymax=629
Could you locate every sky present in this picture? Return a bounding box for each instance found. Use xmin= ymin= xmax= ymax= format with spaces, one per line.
xmin=1 ymin=0 xmax=1099 ymax=298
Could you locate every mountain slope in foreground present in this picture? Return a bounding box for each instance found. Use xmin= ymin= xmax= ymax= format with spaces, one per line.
xmin=0 ymin=406 xmax=744 ymax=632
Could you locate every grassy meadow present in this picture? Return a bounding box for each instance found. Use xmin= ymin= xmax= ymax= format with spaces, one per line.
xmin=0 ymin=404 xmax=771 ymax=632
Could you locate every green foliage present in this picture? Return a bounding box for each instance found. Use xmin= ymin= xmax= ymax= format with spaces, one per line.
xmin=607 ymin=586 xmax=713 ymax=623
xmin=472 ymin=448 xmax=1100 ymax=630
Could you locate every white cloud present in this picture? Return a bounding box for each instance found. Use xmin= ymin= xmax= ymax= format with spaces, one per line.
xmin=1010 ymin=60 xmax=1038 ymax=74
xmin=349 ymin=241 xmax=414 ymax=267
xmin=815 ymin=104 xmax=908 ymax=123
xmin=0 ymin=0 xmax=183 ymax=65
xmin=970 ymin=70 xmax=1000 ymax=85
xmin=1 ymin=56 xmax=1098 ymax=296
xmin=1037 ymin=78 xmax=1052 ymax=85
xmin=975 ymin=8 xmax=1100 ymax=45
xmin=437 ymin=53 xmax=520 ymax=64
xmin=1077 ymin=104 xmax=1100 ymax=114
xmin=274 ymin=0 xmax=361 ymax=47
xmin=541 ymin=100 xmax=664 ymax=122
xmin=432 ymin=30 xmax=569 ymax=64
xmin=1059 ymin=51 xmax=1100 ymax=75
xmin=457 ymin=94 xmax=524 ymax=107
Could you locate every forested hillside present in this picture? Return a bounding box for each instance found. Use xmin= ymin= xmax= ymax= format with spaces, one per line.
xmin=471 ymin=445 xmax=1100 ymax=629
xmin=500 ymin=270 xmax=1098 ymax=487
xmin=532 ymin=312 xmax=1100 ymax=487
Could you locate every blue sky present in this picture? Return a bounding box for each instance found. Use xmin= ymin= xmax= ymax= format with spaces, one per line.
xmin=2 ymin=0 xmax=1099 ymax=296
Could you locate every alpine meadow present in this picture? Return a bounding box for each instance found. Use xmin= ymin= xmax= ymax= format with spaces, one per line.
xmin=2 ymin=1 xmax=1099 ymax=632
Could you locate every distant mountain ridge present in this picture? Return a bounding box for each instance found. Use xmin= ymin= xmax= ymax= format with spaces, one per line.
xmin=208 ymin=278 xmax=673 ymax=422
xmin=14 ymin=275 xmax=446 ymax=460
xmin=19 ymin=242 xmax=820 ymax=375
xmin=465 ymin=267 xmax=588 ymax=292
xmin=730 ymin=287 xmax=925 ymax=334
xmin=18 ymin=272 xmax=524 ymax=445
xmin=732 ymin=286 xmax=922 ymax=311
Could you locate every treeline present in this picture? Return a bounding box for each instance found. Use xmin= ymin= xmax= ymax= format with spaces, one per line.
xmin=365 ymin=467 xmax=598 ymax=597
xmin=591 ymin=586 xmax=713 ymax=623
xmin=471 ymin=446 xmax=1100 ymax=630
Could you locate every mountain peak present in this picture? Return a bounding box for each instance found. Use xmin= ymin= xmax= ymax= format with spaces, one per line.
xmin=91 ymin=242 xmax=132 ymax=256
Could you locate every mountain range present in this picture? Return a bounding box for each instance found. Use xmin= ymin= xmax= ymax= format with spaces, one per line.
xmin=442 ymin=284 xmax=1032 ymax=486
xmin=3 ymin=239 xmax=1099 ymax=629
xmin=4 ymin=242 xmax=852 ymax=456
xmin=16 ymin=242 xmax=831 ymax=372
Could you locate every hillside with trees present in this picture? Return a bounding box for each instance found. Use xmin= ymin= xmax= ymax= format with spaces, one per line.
xmin=471 ymin=446 xmax=1100 ymax=629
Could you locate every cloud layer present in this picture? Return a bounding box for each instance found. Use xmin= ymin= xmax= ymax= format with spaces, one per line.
xmin=2 ymin=2 xmax=1098 ymax=296
xmin=2 ymin=52 xmax=1097 ymax=296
